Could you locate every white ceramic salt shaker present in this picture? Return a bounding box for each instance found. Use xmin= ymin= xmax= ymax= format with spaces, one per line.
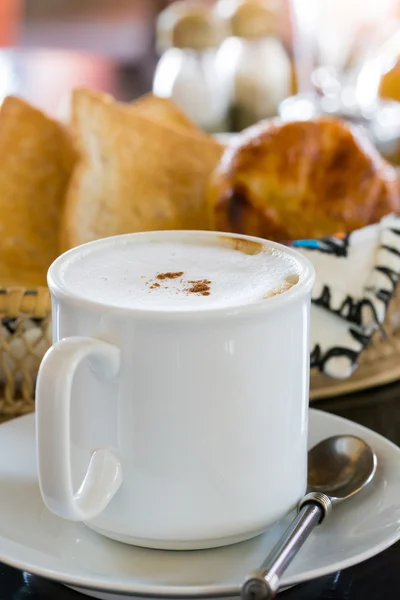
xmin=216 ymin=0 xmax=292 ymax=131
xmin=153 ymin=1 xmax=230 ymax=133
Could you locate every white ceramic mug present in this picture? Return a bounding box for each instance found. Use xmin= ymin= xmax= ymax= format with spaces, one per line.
xmin=36 ymin=231 xmax=315 ymax=550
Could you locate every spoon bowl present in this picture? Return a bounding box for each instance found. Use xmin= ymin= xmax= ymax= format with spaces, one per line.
xmin=307 ymin=435 xmax=377 ymax=502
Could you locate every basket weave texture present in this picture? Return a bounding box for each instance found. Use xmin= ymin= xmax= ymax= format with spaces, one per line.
xmin=0 ymin=284 xmax=399 ymax=420
xmin=0 ymin=288 xmax=51 ymax=421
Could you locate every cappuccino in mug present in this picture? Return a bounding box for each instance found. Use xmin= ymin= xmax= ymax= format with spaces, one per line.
xmin=36 ymin=231 xmax=314 ymax=550
xmin=59 ymin=233 xmax=300 ymax=311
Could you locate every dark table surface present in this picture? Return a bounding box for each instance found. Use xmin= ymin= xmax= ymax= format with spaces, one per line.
xmin=1 ymin=47 xmax=400 ymax=600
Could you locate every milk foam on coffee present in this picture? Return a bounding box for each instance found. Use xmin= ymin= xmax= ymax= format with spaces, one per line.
xmin=58 ymin=236 xmax=300 ymax=311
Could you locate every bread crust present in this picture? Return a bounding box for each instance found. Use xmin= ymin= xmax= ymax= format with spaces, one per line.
xmin=0 ymin=96 xmax=76 ymax=286
xmin=61 ymin=89 xmax=224 ymax=251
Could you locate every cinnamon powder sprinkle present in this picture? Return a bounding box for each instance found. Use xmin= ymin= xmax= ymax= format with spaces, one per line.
xmin=186 ymin=279 xmax=211 ymax=296
xmin=145 ymin=272 xmax=212 ymax=297
xmin=156 ymin=271 xmax=184 ymax=280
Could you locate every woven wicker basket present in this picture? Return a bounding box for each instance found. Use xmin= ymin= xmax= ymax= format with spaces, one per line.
xmin=0 ymin=288 xmax=51 ymax=422
xmin=0 ymin=284 xmax=399 ymax=421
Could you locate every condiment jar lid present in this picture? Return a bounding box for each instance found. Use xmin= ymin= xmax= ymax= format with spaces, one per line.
xmin=157 ymin=1 xmax=227 ymax=52
xmin=216 ymin=0 xmax=279 ymax=39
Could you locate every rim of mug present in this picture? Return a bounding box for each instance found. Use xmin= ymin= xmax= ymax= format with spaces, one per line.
xmin=48 ymin=231 xmax=316 ymax=320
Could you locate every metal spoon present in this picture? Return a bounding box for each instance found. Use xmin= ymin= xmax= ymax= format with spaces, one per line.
xmin=241 ymin=435 xmax=377 ymax=600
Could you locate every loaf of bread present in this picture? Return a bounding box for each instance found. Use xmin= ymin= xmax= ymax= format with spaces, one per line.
xmin=208 ymin=118 xmax=400 ymax=241
xmin=61 ymin=89 xmax=224 ymax=250
xmin=0 ymin=96 xmax=76 ymax=286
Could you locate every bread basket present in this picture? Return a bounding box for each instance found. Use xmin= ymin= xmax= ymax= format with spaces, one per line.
xmin=0 ymin=288 xmax=51 ymax=422
xmin=0 ymin=277 xmax=399 ymax=421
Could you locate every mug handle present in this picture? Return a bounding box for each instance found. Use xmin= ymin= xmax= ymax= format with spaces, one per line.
xmin=36 ymin=337 xmax=123 ymax=522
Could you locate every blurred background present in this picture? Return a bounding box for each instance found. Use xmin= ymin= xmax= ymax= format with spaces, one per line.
xmin=3 ymin=0 xmax=400 ymax=158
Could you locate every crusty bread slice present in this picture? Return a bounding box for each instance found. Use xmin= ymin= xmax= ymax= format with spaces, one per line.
xmin=0 ymin=96 xmax=76 ymax=287
xmin=131 ymin=93 xmax=207 ymax=136
xmin=61 ymin=88 xmax=223 ymax=250
xmin=58 ymin=90 xmax=204 ymax=136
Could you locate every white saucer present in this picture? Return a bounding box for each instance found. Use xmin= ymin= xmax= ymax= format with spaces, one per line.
xmin=1 ymin=411 xmax=400 ymax=599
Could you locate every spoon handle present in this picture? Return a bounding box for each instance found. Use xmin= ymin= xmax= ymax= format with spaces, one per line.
xmin=241 ymin=493 xmax=332 ymax=600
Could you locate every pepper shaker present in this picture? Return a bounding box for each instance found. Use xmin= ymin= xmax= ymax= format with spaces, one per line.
xmin=216 ymin=0 xmax=292 ymax=131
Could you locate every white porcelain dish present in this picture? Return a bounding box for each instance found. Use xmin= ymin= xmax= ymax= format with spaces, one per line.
xmin=0 ymin=410 xmax=399 ymax=598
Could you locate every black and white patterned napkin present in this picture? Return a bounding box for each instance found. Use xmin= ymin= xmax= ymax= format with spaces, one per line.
xmin=291 ymin=214 xmax=400 ymax=379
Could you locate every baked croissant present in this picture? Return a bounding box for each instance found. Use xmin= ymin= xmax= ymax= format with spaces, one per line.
xmin=208 ymin=118 xmax=400 ymax=241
